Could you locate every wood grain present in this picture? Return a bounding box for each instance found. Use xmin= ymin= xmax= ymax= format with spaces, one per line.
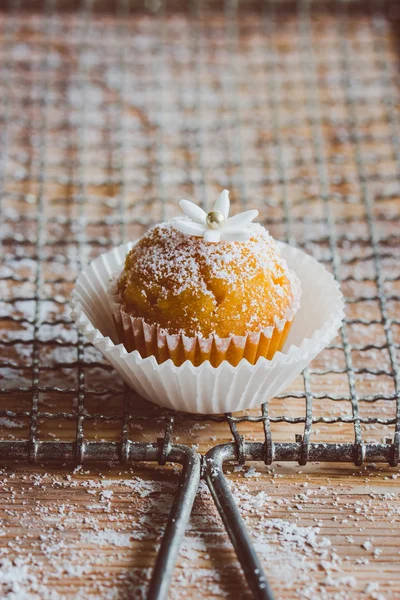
xmin=1 ymin=462 xmax=400 ymax=599
xmin=0 ymin=1 xmax=400 ymax=598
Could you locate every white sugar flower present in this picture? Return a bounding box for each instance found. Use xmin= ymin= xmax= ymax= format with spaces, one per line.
xmin=173 ymin=190 xmax=259 ymax=242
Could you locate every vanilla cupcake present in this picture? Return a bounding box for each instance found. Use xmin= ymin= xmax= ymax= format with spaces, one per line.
xmin=109 ymin=191 xmax=301 ymax=368
xmin=72 ymin=190 xmax=345 ymax=412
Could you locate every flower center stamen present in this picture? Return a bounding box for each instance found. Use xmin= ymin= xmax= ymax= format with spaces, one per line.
xmin=206 ymin=210 xmax=225 ymax=230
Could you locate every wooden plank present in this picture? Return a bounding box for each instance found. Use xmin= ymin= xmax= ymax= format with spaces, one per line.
xmin=1 ymin=463 xmax=399 ymax=598
xmin=0 ymin=1 xmax=399 ymax=598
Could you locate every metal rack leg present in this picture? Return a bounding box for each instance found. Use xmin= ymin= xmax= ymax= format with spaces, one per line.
xmin=204 ymin=443 xmax=275 ymax=600
xmin=146 ymin=445 xmax=201 ymax=600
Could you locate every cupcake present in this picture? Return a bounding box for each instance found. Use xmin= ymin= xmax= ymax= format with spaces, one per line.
xmin=109 ymin=190 xmax=301 ymax=368
xmin=72 ymin=190 xmax=345 ymax=413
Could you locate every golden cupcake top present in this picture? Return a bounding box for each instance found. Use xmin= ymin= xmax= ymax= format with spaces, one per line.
xmin=117 ymin=191 xmax=299 ymax=339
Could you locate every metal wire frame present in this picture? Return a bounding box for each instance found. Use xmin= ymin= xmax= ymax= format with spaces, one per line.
xmin=1 ymin=0 xmax=399 ymax=455
xmin=0 ymin=0 xmax=400 ymax=598
xmin=203 ymin=437 xmax=398 ymax=600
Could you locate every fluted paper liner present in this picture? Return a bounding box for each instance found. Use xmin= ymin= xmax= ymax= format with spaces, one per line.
xmin=70 ymin=242 xmax=345 ymax=414
xmin=108 ymin=279 xmax=299 ymax=368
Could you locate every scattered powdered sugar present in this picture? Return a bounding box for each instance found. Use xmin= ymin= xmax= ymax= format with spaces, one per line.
xmin=80 ymin=530 xmax=133 ymax=547
xmin=227 ymin=469 xmax=396 ymax=599
xmin=0 ymin=465 xmax=397 ymax=599
xmin=0 ymin=469 xmax=178 ymax=599
xmin=362 ymin=540 xmax=373 ymax=550
xmin=0 ymin=418 xmax=24 ymax=429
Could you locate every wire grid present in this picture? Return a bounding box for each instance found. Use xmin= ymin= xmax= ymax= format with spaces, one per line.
xmin=0 ymin=0 xmax=400 ymax=464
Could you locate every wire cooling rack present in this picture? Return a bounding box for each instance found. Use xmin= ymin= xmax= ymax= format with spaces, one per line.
xmin=0 ymin=0 xmax=399 ymax=598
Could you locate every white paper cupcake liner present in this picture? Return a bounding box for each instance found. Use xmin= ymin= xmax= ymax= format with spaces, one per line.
xmin=70 ymin=242 xmax=345 ymax=414
xmin=107 ymin=273 xmax=301 ymax=368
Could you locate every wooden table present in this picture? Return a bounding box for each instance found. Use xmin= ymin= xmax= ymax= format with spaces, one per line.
xmin=1 ymin=1 xmax=400 ymax=598
xmin=1 ymin=461 xmax=399 ymax=599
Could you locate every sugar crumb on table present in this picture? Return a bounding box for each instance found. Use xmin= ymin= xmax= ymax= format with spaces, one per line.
xmin=0 ymin=463 xmax=399 ymax=599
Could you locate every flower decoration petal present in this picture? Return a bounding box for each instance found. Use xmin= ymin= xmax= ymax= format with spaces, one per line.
xmin=204 ymin=229 xmax=221 ymax=242
xmin=220 ymin=229 xmax=251 ymax=242
xmin=226 ymin=209 xmax=258 ymax=229
xmin=175 ymin=190 xmax=258 ymax=242
xmin=173 ymin=218 xmax=206 ymax=237
xmin=213 ymin=189 xmax=230 ymax=219
xmin=179 ymin=199 xmax=207 ymax=224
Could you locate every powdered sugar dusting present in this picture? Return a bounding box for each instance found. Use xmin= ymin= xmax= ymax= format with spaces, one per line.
xmin=126 ymin=220 xmax=288 ymax=295
xmin=118 ymin=220 xmax=299 ymax=337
